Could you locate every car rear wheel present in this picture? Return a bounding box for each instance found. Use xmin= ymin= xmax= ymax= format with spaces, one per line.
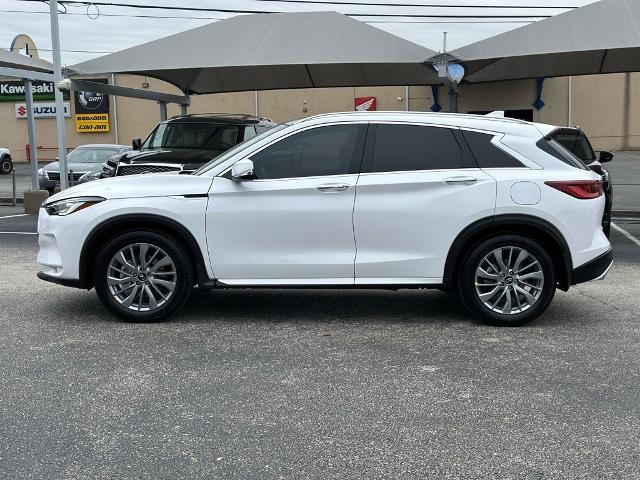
xmin=94 ymin=231 xmax=193 ymax=322
xmin=0 ymin=156 xmax=13 ymax=175
xmin=458 ymin=234 xmax=556 ymax=327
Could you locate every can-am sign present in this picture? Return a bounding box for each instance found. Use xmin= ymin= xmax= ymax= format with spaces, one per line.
xmin=15 ymin=102 xmax=71 ymax=119
xmin=0 ymin=80 xmax=69 ymax=102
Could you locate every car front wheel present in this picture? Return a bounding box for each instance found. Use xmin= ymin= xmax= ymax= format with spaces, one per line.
xmin=458 ymin=234 xmax=556 ymax=327
xmin=94 ymin=231 xmax=193 ymax=322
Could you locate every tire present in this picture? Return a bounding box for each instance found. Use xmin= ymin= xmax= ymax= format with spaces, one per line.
xmin=94 ymin=230 xmax=193 ymax=322
xmin=458 ymin=234 xmax=556 ymax=327
xmin=0 ymin=156 xmax=12 ymax=175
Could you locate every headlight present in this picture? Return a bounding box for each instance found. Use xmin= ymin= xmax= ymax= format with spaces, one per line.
xmin=101 ymin=164 xmax=115 ymax=177
xmin=38 ymin=168 xmax=48 ymax=178
xmin=44 ymin=197 xmax=105 ymax=216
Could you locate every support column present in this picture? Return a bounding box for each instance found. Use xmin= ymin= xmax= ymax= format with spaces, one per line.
xmin=180 ymin=103 xmax=188 ymax=116
xmin=255 ymin=91 xmax=260 ymax=116
xmin=159 ymin=101 xmax=167 ymax=121
xmin=23 ymin=79 xmax=39 ymax=191
xmin=49 ymin=0 xmax=68 ymax=190
xmin=567 ymin=76 xmax=573 ymax=127
xmin=448 ymin=87 xmax=459 ymax=113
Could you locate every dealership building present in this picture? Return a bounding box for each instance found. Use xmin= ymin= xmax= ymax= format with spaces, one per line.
xmin=2 ymin=34 xmax=640 ymax=162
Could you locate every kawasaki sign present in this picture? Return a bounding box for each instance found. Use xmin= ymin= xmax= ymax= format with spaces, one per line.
xmin=0 ymin=80 xmax=70 ymax=102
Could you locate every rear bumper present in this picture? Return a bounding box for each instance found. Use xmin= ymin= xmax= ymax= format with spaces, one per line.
xmin=572 ymin=247 xmax=613 ymax=285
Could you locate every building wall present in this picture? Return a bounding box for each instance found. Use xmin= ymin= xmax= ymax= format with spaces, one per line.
xmin=2 ymin=71 xmax=640 ymax=162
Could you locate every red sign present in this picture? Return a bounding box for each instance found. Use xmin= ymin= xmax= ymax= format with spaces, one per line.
xmin=355 ymin=96 xmax=376 ymax=111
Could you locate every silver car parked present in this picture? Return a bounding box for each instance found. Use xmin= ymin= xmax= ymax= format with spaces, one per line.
xmin=38 ymin=144 xmax=131 ymax=192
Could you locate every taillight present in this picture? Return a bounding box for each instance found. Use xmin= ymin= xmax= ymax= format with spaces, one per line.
xmin=545 ymin=180 xmax=603 ymax=199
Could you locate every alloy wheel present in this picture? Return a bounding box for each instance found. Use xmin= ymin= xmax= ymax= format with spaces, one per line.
xmin=474 ymin=246 xmax=545 ymax=315
xmin=107 ymin=243 xmax=177 ymax=312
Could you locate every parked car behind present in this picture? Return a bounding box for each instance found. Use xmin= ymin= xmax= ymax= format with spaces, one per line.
xmin=102 ymin=114 xmax=276 ymax=177
xmin=38 ymin=112 xmax=612 ymax=327
xmin=38 ymin=144 xmax=130 ymax=192
xmin=0 ymin=147 xmax=12 ymax=175
xmin=543 ymin=127 xmax=614 ymax=237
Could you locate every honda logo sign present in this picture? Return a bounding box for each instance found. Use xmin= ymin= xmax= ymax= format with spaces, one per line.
xmin=355 ymin=96 xmax=377 ymax=111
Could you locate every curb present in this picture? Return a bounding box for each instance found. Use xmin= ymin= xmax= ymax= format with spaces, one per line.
xmin=612 ymin=210 xmax=640 ymax=218
xmin=0 ymin=197 xmax=23 ymax=205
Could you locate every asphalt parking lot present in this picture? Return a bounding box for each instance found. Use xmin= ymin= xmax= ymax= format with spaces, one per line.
xmin=1 ymin=211 xmax=639 ymax=479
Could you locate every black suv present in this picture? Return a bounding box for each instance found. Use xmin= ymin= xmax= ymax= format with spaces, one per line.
xmin=103 ymin=114 xmax=276 ymax=177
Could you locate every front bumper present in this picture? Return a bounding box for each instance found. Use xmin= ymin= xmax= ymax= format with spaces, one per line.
xmin=572 ymin=247 xmax=613 ymax=285
xmin=37 ymin=271 xmax=84 ymax=289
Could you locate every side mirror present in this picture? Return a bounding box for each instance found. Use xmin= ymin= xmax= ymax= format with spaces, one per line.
xmin=599 ymin=151 xmax=613 ymax=163
xmin=231 ymin=159 xmax=255 ymax=181
xmin=132 ymin=138 xmax=142 ymax=150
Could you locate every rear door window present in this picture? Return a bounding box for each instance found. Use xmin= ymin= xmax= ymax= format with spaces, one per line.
xmin=367 ymin=124 xmax=462 ymax=172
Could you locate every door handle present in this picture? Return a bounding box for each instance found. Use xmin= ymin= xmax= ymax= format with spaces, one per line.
xmin=444 ymin=176 xmax=478 ymax=186
xmin=316 ymin=183 xmax=351 ymax=192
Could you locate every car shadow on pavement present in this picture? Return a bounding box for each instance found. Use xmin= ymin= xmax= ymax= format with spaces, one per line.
xmin=46 ymin=287 xmax=479 ymax=326
xmin=43 ymin=285 xmax=596 ymax=328
xmin=179 ymin=288 xmax=474 ymax=325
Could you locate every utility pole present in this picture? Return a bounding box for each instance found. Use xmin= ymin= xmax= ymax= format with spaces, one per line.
xmin=50 ymin=0 xmax=69 ymax=189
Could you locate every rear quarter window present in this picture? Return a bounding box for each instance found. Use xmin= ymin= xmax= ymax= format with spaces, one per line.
xmin=536 ymin=128 xmax=591 ymax=171
xmin=460 ymin=130 xmax=524 ymax=168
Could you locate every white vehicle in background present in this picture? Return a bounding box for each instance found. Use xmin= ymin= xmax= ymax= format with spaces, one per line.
xmin=36 ymin=112 xmax=612 ymax=327
xmin=0 ymin=147 xmax=12 ymax=175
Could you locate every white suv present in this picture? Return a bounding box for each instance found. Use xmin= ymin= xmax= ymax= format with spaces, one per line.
xmin=37 ymin=112 xmax=612 ymax=326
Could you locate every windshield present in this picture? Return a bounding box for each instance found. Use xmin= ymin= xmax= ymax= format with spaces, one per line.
xmin=194 ymin=124 xmax=288 ymax=175
xmin=142 ymin=122 xmax=242 ymax=151
xmin=549 ymin=128 xmax=596 ymax=164
xmin=67 ymin=147 xmax=120 ymax=163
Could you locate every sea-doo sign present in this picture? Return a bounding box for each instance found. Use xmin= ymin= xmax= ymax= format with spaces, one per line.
xmin=73 ymin=79 xmax=110 ymax=133
xmin=15 ymin=102 xmax=71 ymax=119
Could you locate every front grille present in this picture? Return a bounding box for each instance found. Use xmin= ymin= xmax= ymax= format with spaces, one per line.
xmin=48 ymin=172 xmax=84 ymax=181
xmin=116 ymin=165 xmax=180 ymax=176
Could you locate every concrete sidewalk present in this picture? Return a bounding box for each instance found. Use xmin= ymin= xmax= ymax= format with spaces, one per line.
xmin=2 ymin=153 xmax=640 ymax=213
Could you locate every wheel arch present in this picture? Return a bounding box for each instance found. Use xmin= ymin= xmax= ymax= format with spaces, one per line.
xmin=443 ymin=214 xmax=573 ymax=292
xmin=79 ymin=214 xmax=210 ymax=289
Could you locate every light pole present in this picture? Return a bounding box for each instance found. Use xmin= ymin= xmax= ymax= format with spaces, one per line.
xmin=49 ymin=0 xmax=69 ymax=190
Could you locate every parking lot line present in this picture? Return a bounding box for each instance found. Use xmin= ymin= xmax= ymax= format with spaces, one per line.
xmin=0 ymin=231 xmax=37 ymax=235
xmin=612 ymin=222 xmax=640 ymax=247
xmin=0 ymin=213 xmax=29 ymax=219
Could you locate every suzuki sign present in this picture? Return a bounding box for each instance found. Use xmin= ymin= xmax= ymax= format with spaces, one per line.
xmin=15 ymin=102 xmax=71 ymax=119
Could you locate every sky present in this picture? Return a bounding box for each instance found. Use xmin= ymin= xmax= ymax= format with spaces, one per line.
xmin=1 ymin=0 xmax=599 ymax=66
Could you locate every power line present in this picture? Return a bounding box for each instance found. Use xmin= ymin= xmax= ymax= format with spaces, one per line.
xmin=2 ymin=7 xmax=544 ymax=24
xmin=248 ymin=0 xmax=577 ymax=8
xmin=1 ymin=8 xmax=540 ymax=24
xmin=12 ymin=0 xmax=555 ymax=18
xmin=0 ymin=8 xmax=226 ymax=20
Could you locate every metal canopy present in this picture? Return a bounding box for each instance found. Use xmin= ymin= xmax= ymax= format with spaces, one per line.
xmin=0 ymin=47 xmax=53 ymax=74
xmin=452 ymin=0 xmax=640 ymax=83
xmin=69 ymin=11 xmax=440 ymax=94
